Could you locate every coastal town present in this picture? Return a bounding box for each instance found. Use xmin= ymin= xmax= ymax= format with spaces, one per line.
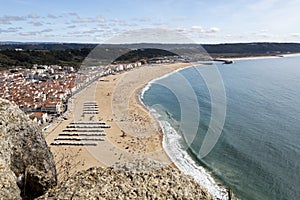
xmin=0 ymin=61 xmax=144 ymax=125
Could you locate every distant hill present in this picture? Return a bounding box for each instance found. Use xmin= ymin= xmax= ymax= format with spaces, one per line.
xmin=0 ymin=48 xmax=91 ymax=69
xmin=1 ymin=42 xmax=300 ymax=70
xmin=203 ymin=42 xmax=300 ymax=57
xmin=0 ymin=42 xmax=97 ymax=51
xmin=1 ymin=42 xmax=300 ymax=54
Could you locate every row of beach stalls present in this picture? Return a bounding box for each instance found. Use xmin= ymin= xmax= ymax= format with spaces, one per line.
xmin=51 ymin=101 xmax=111 ymax=146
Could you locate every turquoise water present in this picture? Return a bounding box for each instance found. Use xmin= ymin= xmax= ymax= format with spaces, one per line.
xmin=142 ymin=56 xmax=300 ymax=200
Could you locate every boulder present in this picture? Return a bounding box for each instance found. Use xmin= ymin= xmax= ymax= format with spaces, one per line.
xmin=0 ymin=99 xmax=57 ymax=199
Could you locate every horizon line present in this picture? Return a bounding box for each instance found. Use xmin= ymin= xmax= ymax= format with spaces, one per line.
xmin=1 ymin=41 xmax=300 ymax=45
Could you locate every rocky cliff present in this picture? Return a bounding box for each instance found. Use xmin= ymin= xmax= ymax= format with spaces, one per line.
xmin=0 ymin=98 xmax=213 ymax=200
xmin=39 ymin=159 xmax=213 ymax=200
xmin=0 ymin=98 xmax=57 ymax=199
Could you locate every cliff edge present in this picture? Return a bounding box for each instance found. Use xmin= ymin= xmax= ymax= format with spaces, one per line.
xmin=0 ymin=98 xmax=57 ymax=199
xmin=39 ymin=159 xmax=213 ymax=200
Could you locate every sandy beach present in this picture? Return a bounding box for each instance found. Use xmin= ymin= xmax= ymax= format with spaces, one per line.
xmin=45 ymin=62 xmax=193 ymax=177
xmin=215 ymin=53 xmax=300 ymax=61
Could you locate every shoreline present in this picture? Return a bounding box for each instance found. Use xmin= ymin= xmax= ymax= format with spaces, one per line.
xmin=45 ymin=62 xmax=192 ymax=170
xmin=45 ymin=62 xmax=230 ymax=199
xmin=137 ymin=65 xmax=229 ymax=199
xmin=99 ymin=62 xmax=193 ymax=164
xmin=215 ymin=52 xmax=300 ymax=62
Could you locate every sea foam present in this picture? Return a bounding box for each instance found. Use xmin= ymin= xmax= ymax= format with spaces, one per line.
xmin=157 ymin=112 xmax=228 ymax=200
xmin=140 ymin=88 xmax=228 ymax=199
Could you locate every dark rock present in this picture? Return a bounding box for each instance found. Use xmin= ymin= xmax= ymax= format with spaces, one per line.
xmin=24 ymin=165 xmax=57 ymax=199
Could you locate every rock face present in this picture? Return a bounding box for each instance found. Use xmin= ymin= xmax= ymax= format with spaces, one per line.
xmin=0 ymin=159 xmax=21 ymax=200
xmin=39 ymin=159 xmax=213 ymax=200
xmin=0 ymin=99 xmax=57 ymax=199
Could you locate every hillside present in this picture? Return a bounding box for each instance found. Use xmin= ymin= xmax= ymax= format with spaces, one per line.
xmin=0 ymin=43 xmax=300 ymax=70
xmin=2 ymin=42 xmax=300 ymax=54
xmin=0 ymin=48 xmax=91 ymax=69
xmin=1 ymin=42 xmax=300 ymax=70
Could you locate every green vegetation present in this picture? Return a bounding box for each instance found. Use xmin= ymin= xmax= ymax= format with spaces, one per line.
xmin=1 ymin=42 xmax=300 ymax=70
xmin=203 ymin=42 xmax=300 ymax=57
xmin=114 ymin=49 xmax=176 ymax=63
xmin=0 ymin=49 xmax=91 ymax=70
xmin=0 ymin=48 xmax=176 ymax=70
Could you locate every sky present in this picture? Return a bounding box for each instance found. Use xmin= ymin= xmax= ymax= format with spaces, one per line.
xmin=1 ymin=0 xmax=300 ymax=44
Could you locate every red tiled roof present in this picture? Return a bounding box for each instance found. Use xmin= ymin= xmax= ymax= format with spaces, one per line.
xmin=30 ymin=112 xmax=46 ymax=118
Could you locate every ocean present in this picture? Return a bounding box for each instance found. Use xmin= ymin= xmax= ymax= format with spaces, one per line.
xmin=140 ymin=56 xmax=300 ymax=200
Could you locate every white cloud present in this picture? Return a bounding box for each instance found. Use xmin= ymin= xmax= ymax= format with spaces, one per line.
xmin=29 ymin=20 xmax=43 ymax=26
xmin=19 ymin=28 xmax=53 ymax=36
xmin=0 ymin=15 xmax=26 ymax=24
xmin=20 ymin=31 xmax=37 ymax=36
xmin=110 ymin=18 xmax=127 ymax=26
xmin=72 ymin=17 xmax=95 ymax=23
xmin=191 ymin=26 xmax=203 ymax=31
xmin=257 ymin=33 xmax=271 ymax=37
xmin=119 ymin=21 xmax=127 ymax=26
xmin=260 ymin=29 xmax=269 ymax=33
xmin=127 ymin=23 xmax=138 ymax=27
xmin=0 ymin=27 xmax=22 ymax=33
xmin=175 ymin=27 xmax=188 ymax=33
xmin=253 ymin=30 xmax=274 ymax=38
xmin=47 ymin=14 xmax=58 ymax=19
xmin=27 ymin=13 xmax=39 ymax=19
xmin=67 ymin=31 xmax=81 ymax=35
xmin=291 ymin=33 xmax=300 ymax=38
xmin=82 ymin=28 xmax=104 ymax=34
xmin=68 ymin=12 xmax=78 ymax=16
xmin=135 ymin=17 xmax=151 ymax=22
xmin=67 ymin=25 xmax=76 ymax=29
xmin=207 ymin=27 xmax=220 ymax=33
xmin=40 ymin=29 xmax=53 ymax=33
xmin=97 ymin=16 xmax=105 ymax=23
xmin=44 ymin=34 xmax=57 ymax=37
xmin=191 ymin=26 xmax=220 ymax=34
xmin=111 ymin=18 xmax=121 ymax=22
xmin=0 ymin=28 xmax=14 ymax=33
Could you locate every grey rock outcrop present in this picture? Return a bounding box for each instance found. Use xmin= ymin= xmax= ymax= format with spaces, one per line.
xmin=0 ymin=159 xmax=21 ymax=200
xmin=0 ymin=99 xmax=57 ymax=199
xmin=39 ymin=159 xmax=213 ymax=200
